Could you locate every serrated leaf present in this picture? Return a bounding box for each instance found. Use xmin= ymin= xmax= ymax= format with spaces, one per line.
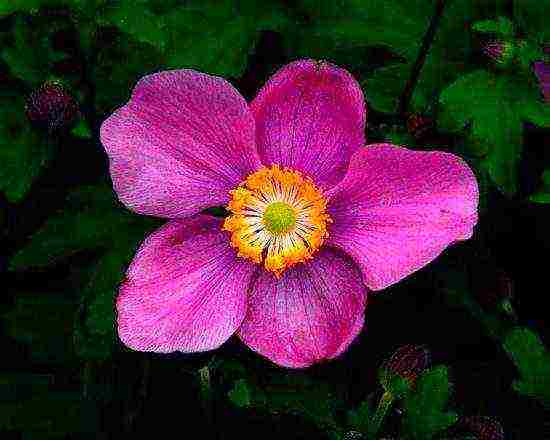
xmin=502 ymin=327 xmax=550 ymax=404
xmin=0 ymin=91 xmax=53 ymax=202
xmin=438 ymin=70 xmax=541 ymax=194
xmin=402 ymin=366 xmax=458 ymax=439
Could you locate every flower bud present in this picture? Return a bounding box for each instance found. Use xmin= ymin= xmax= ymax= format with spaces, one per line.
xmin=533 ymin=60 xmax=549 ymax=103
xmin=481 ymin=39 xmax=515 ymax=65
xmin=25 ymin=80 xmax=79 ymax=132
xmin=379 ymin=345 xmax=431 ymax=396
xmin=406 ymin=113 xmax=434 ymax=139
xmin=462 ymin=416 xmax=504 ymax=440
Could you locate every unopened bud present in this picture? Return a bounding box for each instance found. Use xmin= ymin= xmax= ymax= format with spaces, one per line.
xmin=25 ymin=80 xmax=79 ymax=132
xmin=533 ymin=60 xmax=550 ymax=103
xmin=482 ymin=39 xmax=515 ymax=65
xmin=379 ymin=345 xmax=431 ymax=396
xmin=462 ymin=416 xmax=504 ymax=440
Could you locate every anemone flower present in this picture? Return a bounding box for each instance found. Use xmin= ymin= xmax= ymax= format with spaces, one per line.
xmin=100 ymin=59 xmax=478 ymax=368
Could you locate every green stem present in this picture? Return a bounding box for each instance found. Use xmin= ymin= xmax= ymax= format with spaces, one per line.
xmin=368 ymin=391 xmax=394 ymax=438
xmin=397 ymin=0 xmax=446 ymax=115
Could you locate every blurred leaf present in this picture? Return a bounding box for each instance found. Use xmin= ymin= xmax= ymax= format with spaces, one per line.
xmin=70 ymin=118 xmax=92 ymax=138
xmin=0 ymin=372 xmax=85 ymax=435
xmin=530 ymin=169 xmax=550 ymax=203
xmin=347 ymin=398 xmax=373 ymax=434
xmin=514 ymin=0 xmax=550 ymax=43
xmin=228 ymin=371 xmax=340 ymax=431
xmin=93 ymin=31 xmax=165 ymax=114
xmin=502 ymin=327 xmax=550 ymax=405
xmin=438 ymin=70 xmax=544 ymax=195
xmin=401 ymin=366 xmax=458 ymax=439
xmin=10 ymin=184 xmax=162 ymax=359
xmin=0 ymin=15 xmax=70 ymax=86
xmin=0 ymin=91 xmax=53 ymax=202
xmin=162 ymin=0 xmax=290 ymax=78
xmin=2 ymin=292 xmax=76 ymax=364
xmin=229 ymin=379 xmax=252 ymax=408
xmin=472 ymin=16 xmax=514 ymax=37
xmin=98 ymin=0 xmax=168 ymax=50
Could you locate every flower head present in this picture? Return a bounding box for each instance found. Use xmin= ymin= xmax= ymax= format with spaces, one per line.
xmin=25 ymin=80 xmax=79 ymax=132
xmin=100 ymin=60 xmax=479 ymax=368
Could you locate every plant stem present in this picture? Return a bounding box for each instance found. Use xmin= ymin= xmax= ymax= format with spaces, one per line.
xmin=368 ymin=391 xmax=394 ymax=438
xmin=397 ymin=0 xmax=446 ymax=115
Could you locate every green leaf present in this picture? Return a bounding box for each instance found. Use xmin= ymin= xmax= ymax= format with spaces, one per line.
xmin=2 ymin=292 xmax=77 ymax=364
xmin=162 ymin=1 xmax=290 ymax=78
xmin=0 ymin=372 xmax=85 ymax=434
xmin=70 ymin=118 xmax=92 ymax=138
xmin=98 ymin=0 xmax=169 ymax=51
xmin=347 ymin=398 xmax=373 ymax=433
xmin=0 ymin=91 xmax=53 ymax=202
xmin=514 ymin=0 xmax=550 ymax=43
xmin=401 ymin=366 xmax=458 ymax=439
xmin=472 ymin=16 xmax=515 ymax=37
xmin=93 ymin=32 xmax=165 ymax=114
xmin=502 ymin=327 xmax=550 ymax=405
xmin=10 ymin=184 xmax=162 ymax=359
xmin=438 ymin=70 xmax=543 ymax=195
xmin=361 ymin=0 xmax=478 ymax=113
xmin=229 ymin=379 xmax=252 ymax=408
xmin=228 ymin=372 xmax=340 ymax=432
xmin=530 ymin=170 xmax=550 ymax=204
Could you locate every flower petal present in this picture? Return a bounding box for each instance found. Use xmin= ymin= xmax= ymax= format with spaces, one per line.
xmin=100 ymin=70 xmax=262 ymax=218
xmin=117 ymin=215 xmax=256 ymax=353
xmin=238 ymin=248 xmax=368 ymax=368
xmin=250 ymin=59 xmax=366 ymax=191
xmin=327 ymin=144 xmax=479 ymax=291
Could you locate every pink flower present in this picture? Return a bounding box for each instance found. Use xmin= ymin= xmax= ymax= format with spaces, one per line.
xmin=100 ymin=60 xmax=478 ymax=368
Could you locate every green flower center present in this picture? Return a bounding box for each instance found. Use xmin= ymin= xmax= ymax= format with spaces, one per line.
xmin=263 ymin=201 xmax=296 ymax=234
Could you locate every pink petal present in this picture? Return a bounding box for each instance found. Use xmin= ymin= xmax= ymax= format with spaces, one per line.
xmin=327 ymin=144 xmax=479 ymax=291
xmin=238 ymin=248 xmax=368 ymax=368
xmin=117 ymin=215 xmax=256 ymax=353
xmin=100 ymin=70 xmax=262 ymax=218
xmin=250 ymin=59 xmax=367 ymax=191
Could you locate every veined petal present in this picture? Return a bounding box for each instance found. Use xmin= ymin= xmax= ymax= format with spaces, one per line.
xmin=117 ymin=215 xmax=256 ymax=353
xmin=100 ymin=69 xmax=262 ymax=219
xmin=250 ymin=59 xmax=366 ymax=191
xmin=238 ymin=248 xmax=368 ymax=368
xmin=327 ymin=144 xmax=479 ymax=291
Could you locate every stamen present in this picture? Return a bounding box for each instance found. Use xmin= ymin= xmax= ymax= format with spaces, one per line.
xmin=223 ymin=165 xmax=331 ymax=277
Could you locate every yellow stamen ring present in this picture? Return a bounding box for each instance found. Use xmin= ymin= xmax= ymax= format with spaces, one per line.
xmin=223 ymin=165 xmax=331 ymax=277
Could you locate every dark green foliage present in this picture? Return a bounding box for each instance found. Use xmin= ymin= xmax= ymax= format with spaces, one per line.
xmin=503 ymin=328 xmax=550 ymax=406
xmin=401 ymin=366 xmax=458 ymax=439
xmin=1 ymin=1 xmax=548 ymax=438
xmin=0 ymin=91 xmax=53 ymax=202
xmin=10 ymin=184 xmax=162 ymax=359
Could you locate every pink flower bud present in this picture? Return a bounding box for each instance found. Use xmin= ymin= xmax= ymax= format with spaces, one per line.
xmin=25 ymin=80 xmax=79 ymax=132
xmin=533 ymin=60 xmax=550 ymax=102
xmin=462 ymin=416 xmax=504 ymax=440
xmin=482 ymin=40 xmax=514 ymax=65
xmin=382 ymin=345 xmax=431 ymax=385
